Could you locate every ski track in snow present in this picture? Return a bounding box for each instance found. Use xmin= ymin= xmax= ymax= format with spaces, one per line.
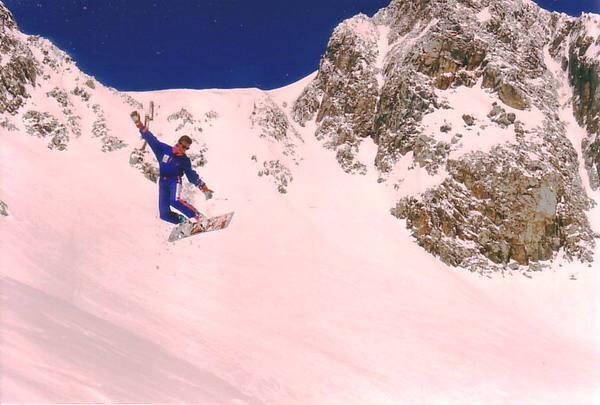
xmin=1 ymin=74 xmax=599 ymax=404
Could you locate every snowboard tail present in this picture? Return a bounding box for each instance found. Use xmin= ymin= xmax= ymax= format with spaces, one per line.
xmin=168 ymin=212 xmax=234 ymax=242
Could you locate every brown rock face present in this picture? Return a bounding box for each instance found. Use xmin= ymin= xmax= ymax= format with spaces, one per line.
xmin=292 ymin=0 xmax=599 ymax=272
xmin=0 ymin=6 xmax=39 ymax=114
xmin=566 ymin=15 xmax=600 ymax=190
xmin=393 ymin=141 xmax=596 ymax=270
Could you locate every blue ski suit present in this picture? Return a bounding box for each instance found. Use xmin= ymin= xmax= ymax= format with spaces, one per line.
xmin=140 ymin=128 xmax=206 ymax=224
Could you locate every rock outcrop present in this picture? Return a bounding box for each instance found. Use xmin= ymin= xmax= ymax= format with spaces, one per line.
xmin=293 ymin=14 xmax=379 ymax=174
xmin=0 ymin=6 xmax=39 ymax=114
xmin=0 ymin=2 xmax=130 ymax=153
xmin=0 ymin=200 xmax=8 ymax=217
xmin=564 ymin=13 xmax=600 ymax=190
xmin=293 ymin=0 xmax=599 ymax=272
xmin=250 ymin=95 xmax=303 ymax=193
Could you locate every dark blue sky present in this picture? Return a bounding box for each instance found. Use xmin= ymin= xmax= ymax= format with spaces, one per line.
xmin=4 ymin=0 xmax=598 ymax=91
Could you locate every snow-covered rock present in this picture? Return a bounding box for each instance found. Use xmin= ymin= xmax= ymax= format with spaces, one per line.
xmin=293 ymin=0 xmax=600 ymax=270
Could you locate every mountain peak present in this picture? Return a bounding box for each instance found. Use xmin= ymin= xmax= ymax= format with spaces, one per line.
xmin=293 ymin=0 xmax=600 ymax=270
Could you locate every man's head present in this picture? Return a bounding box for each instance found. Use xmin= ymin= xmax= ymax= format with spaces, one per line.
xmin=173 ymin=135 xmax=192 ymax=156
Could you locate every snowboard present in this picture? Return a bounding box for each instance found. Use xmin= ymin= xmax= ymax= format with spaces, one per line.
xmin=168 ymin=212 xmax=234 ymax=242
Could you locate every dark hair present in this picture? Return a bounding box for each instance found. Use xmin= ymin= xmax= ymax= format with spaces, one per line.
xmin=178 ymin=135 xmax=193 ymax=145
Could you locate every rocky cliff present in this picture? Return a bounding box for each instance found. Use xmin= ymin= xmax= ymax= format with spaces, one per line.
xmin=0 ymin=3 xmax=135 ymax=152
xmin=0 ymin=5 xmax=38 ymax=115
xmin=293 ymin=0 xmax=599 ymax=273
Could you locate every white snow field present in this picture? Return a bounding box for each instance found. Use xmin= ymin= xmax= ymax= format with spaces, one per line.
xmin=1 ymin=75 xmax=599 ymax=404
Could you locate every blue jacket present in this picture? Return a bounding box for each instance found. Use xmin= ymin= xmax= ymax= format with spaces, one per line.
xmin=141 ymin=129 xmax=205 ymax=187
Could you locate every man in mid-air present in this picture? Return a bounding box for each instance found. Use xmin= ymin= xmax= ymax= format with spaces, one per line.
xmin=131 ymin=111 xmax=213 ymax=235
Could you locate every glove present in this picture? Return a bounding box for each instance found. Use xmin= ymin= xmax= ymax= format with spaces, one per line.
xmin=200 ymin=184 xmax=214 ymax=200
xmin=130 ymin=111 xmax=144 ymax=129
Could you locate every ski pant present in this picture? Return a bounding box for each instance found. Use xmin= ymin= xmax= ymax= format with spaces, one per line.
xmin=158 ymin=179 xmax=198 ymax=224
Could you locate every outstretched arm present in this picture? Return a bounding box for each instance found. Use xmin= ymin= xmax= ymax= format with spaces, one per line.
xmin=183 ymin=160 xmax=214 ymax=199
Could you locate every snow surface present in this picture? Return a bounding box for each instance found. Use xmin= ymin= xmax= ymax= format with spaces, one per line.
xmin=375 ymin=25 xmax=392 ymax=89
xmin=476 ymin=7 xmax=493 ymax=23
xmin=1 ymin=72 xmax=600 ymax=404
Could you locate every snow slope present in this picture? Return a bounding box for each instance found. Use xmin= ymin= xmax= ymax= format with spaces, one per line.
xmin=1 ymin=76 xmax=600 ymax=404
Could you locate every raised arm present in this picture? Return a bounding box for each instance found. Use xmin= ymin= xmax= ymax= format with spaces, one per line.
xmin=130 ymin=111 xmax=163 ymax=154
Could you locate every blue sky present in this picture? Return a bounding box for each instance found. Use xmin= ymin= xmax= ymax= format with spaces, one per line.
xmin=4 ymin=0 xmax=599 ymax=91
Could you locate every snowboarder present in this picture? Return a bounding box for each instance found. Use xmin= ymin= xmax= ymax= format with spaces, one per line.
xmin=130 ymin=111 xmax=213 ymax=235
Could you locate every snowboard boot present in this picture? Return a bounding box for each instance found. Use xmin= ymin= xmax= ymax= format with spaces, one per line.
xmin=175 ymin=215 xmax=195 ymax=237
xmin=191 ymin=213 xmax=209 ymax=234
